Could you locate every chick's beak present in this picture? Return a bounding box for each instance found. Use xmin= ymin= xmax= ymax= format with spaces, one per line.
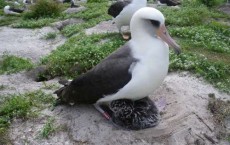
xmin=157 ymin=24 xmax=181 ymax=55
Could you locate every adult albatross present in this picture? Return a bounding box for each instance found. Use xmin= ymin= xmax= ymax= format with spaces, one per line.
xmin=55 ymin=7 xmax=180 ymax=127
xmin=108 ymin=0 xmax=147 ymax=39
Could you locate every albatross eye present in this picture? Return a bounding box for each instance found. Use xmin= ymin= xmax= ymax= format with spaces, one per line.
xmin=150 ymin=20 xmax=160 ymax=28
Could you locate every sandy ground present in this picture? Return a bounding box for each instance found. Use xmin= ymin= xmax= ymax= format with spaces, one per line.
xmin=0 ymin=18 xmax=230 ymax=145
xmin=6 ymin=72 xmax=230 ymax=145
xmin=0 ymin=26 xmax=65 ymax=63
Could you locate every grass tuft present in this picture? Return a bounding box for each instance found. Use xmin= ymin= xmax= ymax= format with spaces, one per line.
xmin=0 ymin=55 xmax=34 ymax=74
xmin=44 ymin=32 xmax=57 ymax=40
xmin=0 ymin=90 xmax=55 ymax=143
xmin=39 ymin=117 xmax=56 ymax=139
xmin=170 ymin=52 xmax=230 ymax=93
xmin=0 ymin=0 xmax=6 ymax=9
xmin=12 ymin=18 xmax=57 ymax=28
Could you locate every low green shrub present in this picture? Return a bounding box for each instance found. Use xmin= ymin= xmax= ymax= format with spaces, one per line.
xmin=44 ymin=32 xmax=57 ymax=39
xmin=87 ymin=0 xmax=108 ymax=3
xmin=23 ymin=0 xmax=62 ymax=19
xmin=41 ymin=33 xmax=125 ymax=77
xmin=0 ymin=0 xmax=6 ymax=9
xmin=170 ymin=52 xmax=230 ymax=93
xmin=0 ymin=55 xmax=33 ymax=74
xmin=197 ymin=0 xmax=225 ymax=7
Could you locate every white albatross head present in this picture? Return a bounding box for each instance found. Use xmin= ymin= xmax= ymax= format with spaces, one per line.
xmin=130 ymin=7 xmax=181 ymax=54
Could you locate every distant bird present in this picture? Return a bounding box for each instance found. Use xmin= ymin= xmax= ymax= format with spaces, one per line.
xmin=23 ymin=0 xmax=32 ymax=4
xmin=158 ymin=0 xmax=180 ymax=6
xmin=70 ymin=0 xmax=79 ymax=8
xmin=108 ymin=0 xmax=147 ymax=39
xmin=4 ymin=5 xmax=24 ymax=15
xmin=54 ymin=7 xmax=180 ymax=127
xmin=14 ymin=1 xmax=21 ymax=5
xmin=63 ymin=0 xmax=71 ymax=3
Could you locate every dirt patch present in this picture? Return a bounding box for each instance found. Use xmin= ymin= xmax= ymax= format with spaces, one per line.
xmin=0 ymin=72 xmax=60 ymax=96
xmin=52 ymin=18 xmax=84 ymax=30
xmin=85 ymin=20 xmax=118 ymax=35
xmin=218 ymin=4 xmax=230 ymax=15
xmin=8 ymin=72 xmax=230 ymax=145
xmin=0 ymin=26 xmax=66 ymax=63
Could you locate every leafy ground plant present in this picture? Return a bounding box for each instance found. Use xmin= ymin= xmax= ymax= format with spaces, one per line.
xmin=41 ymin=32 xmax=125 ymax=77
xmin=0 ymin=90 xmax=55 ymax=144
xmin=39 ymin=117 xmax=56 ymax=139
xmin=61 ymin=2 xmax=111 ymax=37
xmin=23 ymin=0 xmax=62 ymax=19
xmin=0 ymin=54 xmax=33 ymax=74
xmin=44 ymin=32 xmax=57 ymax=39
xmin=0 ymin=0 xmax=6 ymax=9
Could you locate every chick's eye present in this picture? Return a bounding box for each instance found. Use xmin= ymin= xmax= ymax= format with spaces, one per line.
xmin=163 ymin=31 xmax=167 ymax=35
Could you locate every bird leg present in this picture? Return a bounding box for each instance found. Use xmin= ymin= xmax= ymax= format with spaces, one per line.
xmin=121 ymin=32 xmax=130 ymax=40
xmin=93 ymin=103 xmax=112 ymax=120
xmin=118 ymin=27 xmax=130 ymax=40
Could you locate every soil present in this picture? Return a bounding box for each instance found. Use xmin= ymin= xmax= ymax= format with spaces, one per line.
xmin=0 ymin=26 xmax=65 ymax=63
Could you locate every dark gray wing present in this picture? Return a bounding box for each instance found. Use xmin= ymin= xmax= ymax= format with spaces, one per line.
xmin=108 ymin=0 xmax=132 ymax=18
xmin=55 ymin=43 xmax=138 ymax=104
xmin=9 ymin=7 xmax=24 ymax=13
xmin=159 ymin=0 xmax=180 ymax=6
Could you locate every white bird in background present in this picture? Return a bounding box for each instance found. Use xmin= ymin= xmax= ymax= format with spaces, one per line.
xmin=4 ymin=5 xmax=24 ymax=15
xmin=108 ymin=0 xmax=147 ymax=39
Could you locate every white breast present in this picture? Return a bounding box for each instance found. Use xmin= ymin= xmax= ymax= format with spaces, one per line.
xmin=97 ymin=39 xmax=169 ymax=103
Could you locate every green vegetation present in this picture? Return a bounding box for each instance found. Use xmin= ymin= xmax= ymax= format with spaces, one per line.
xmin=0 ymin=16 xmax=21 ymax=26
xmin=0 ymin=0 xmax=6 ymax=9
xmin=41 ymin=33 xmax=125 ymax=77
xmin=0 ymin=55 xmax=33 ymax=74
xmin=42 ymin=82 xmax=59 ymax=90
xmin=170 ymin=53 xmax=230 ymax=93
xmin=158 ymin=1 xmax=230 ymax=93
xmin=87 ymin=0 xmax=108 ymax=3
xmin=0 ymin=90 xmax=55 ymax=144
xmin=44 ymin=32 xmax=57 ymax=39
xmin=39 ymin=118 xmax=69 ymax=139
xmin=23 ymin=0 xmax=62 ymax=19
xmin=39 ymin=117 xmax=56 ymax=139
xmin=12 ymin=17 xmax=57 ymax=28
xmin=198 ymin=0 xmax=225 ymax=7
xmin=0 ymin=1 xmax=110 ymax=29
xmin=61 ymin=2 xmax=110 ymax=37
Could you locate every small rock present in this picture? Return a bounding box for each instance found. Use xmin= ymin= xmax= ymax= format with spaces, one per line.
xmin=85 ymin=20 xmax=118 ymax=35
xmin=26 ymin=65 xmax=51 ymax=82
xmin=63 ymin=6 xmax=86 ymax=14
xmin=208 ymin=93 xmax=215 ymax=98
xmin=52 ymin=18 xmax=84 ymax=30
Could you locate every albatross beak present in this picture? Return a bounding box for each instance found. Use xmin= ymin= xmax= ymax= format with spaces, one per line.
xmin=157 ymin=24 xmax=181 ymax=55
